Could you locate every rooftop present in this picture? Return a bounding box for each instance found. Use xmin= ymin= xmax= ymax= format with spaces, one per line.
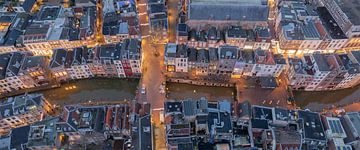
xmin=197 ymin=49 xmax=209 ymax=63
xmin=63 ymin=105 xmax=106 ymax=132
xmin=325 ymin=117 xmax=346 ymax=136
xmin=251 ymin=119 xmax=269 ymax=129
xmin=252 ymin=105 xmax=273 ymax=120
xmin=219 ymin=46 xmax=238 ymax=59
xmin=10 ymin=125 xmax=30 ymax=149
xmin=317 ymin=7 xmax=347 ymax=39
xmin=281 ymin=22 xmax=304 ymax=40
xmin=335 ymin=0 xmax=360 ymax=25
xmin=21 ymin=56 xmax=47 ymax=70
xmin=274 ymin=129 xmax=301 ymax=145
xmin=6 ymin=52 xmax=25 ymax=77
xmin=208 ymin=111 xmax=232 ymax=133
xmin=165 ymin=102 xmax=183 ymax=113
xmin=313 ymin=53 xmax=331 ymax=72
xmin=26 ymin=118 xmax=58 ymax=148
xmin=209 ymin=48 xmax=219 ymax=62
xmin=188 ymin=3 xmax=268 ymax=21
xmin=0 ymin=93 xmax=44 ymax=119
xmin=38 ymin=6 xmax=61 ymax=20
xmin=50 ymin=49 xmax=67 ymax=68
xmin=259 ymin=76 xmax=278 ymax=88
xmin=176 ymin=44 xmax=188 ymax=58
xmin=301 ymin=21 xmax=321 ymax=40
xmin=0 ymin=53 xmax=11 ymax=80
xmin=298 ymin=110 xmax=326 ymax=141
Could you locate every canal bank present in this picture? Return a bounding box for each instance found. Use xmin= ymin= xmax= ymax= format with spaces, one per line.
xmin=166 ymin=82 xmax=236 ymax=101
xmin=294 ymin=84 xmax=360 ymax=111
xmin=40 ymin=78 xmax=139 ymax=106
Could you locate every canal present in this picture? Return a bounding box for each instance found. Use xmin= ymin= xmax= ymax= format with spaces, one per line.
xmin=40 ymin=78 xmax=139 ymax=106
xmin=166 ymin=82 xmax=236 ymax=102
xmin=35 ymin=77 xmax=360 ymax=112
xmin=294 ymin=85 xmax=360 ymax=111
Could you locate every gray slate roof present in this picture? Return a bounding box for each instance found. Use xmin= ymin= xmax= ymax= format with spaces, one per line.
xmin=189 ymin=4 xmax=268 ymax=21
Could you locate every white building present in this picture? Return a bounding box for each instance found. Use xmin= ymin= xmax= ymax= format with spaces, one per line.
xmin=66 ymin=47 xmax=93 ymax=79
xmin=251 ymin=49 xmax=286 ymax=77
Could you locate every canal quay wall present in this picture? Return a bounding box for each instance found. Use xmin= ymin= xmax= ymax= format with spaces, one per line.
xmin=166 ymin=78 xmax=235 ymax=87
xmin=0 ymin=77 xmax=140 ymax=99
xmin=0 ymin=83 xmax=61 ymax=99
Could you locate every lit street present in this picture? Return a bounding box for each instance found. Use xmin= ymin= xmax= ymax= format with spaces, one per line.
xmin=136 ymin=0 xmax=167 ymax=149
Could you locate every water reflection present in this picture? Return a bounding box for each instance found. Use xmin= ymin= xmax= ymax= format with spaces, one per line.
xmin=294 ymin=85 xmax=360 ymax=111
xmin=41 ymin=78 xmax=139 ymax=105
xmin=166 ymin=82 xmax=236 ymax=101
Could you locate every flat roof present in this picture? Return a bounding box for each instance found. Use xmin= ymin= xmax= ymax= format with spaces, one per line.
xmin=252 ymin=105 xmax=273 ymax=120
xmin=317 ymin=7 xmax=347 ymax=39
xmin=335 ymin=0 xmax=360 ymax=25
xmin=313 ymin=53 xmax=331 ymax=72
xmin=189 ymin=3 xmax=268 ymax=21
xmin=298 ymin=110 xmax=326 ymax=141
xmin=191 ymin=0 xmax=266 ymax=5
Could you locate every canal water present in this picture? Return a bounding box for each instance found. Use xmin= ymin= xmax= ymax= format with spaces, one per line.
xmin=166 ymin=82 xmax=236 ymax=102
xmin=36 ymin=77 xmax=360 ymax=112
xmin=294 ymin=85 xmax=360 ymax=111
xmin=40 ymin=78 xmax=139 ymax=106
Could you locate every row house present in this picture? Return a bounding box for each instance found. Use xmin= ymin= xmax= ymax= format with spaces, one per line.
xmin=187 ymin=29 xmax=209 ymax=48
xmin=0 ymin=53 xmax=12 ymax=93
xmin=0 ymin=93 xmax=49 ymax=136
xmin=49 ymin=48 xmax=70 ymax=82
xmin=0 ymin=13 xmax=32 ymax=53
xmin=226 ymin=26 xmax=249 ymax=49
xmin=166 ymin=43 xmax=286 ymax=79
xmin=310 ymin=53 xmax=351 ymax=91
xmin=176 ymin=23 xmax=189 ymax=45
xmin=65 ymin=46 xmax=93 ymax=80
xmin=226 ymin=26 xmax=270 ymax=50
xmin=121 ymin=39 xmax=141 ymax=77
xmin=254 ymin=27 xmax=272 ymax=50
xmin=0 ymin=51 xmax=52 ymax=94
xmin=335 ymin=52 xmax=360 ymax=89
xmin=13 ymin=5 xmax=92 ymax=56
xmin=164 ymin=43 xmax=188 ymax=73
xmin=337 ymin=51 xmax=360 ymax=89
xmin=287 ymin=57 xmax=316 ymax=90
xmin=91 ymin=39 xmax=141 ymax=78
xmin=251 ymin=49 xmax=286 ymax=77
xmin=3 ymin=52 xmax=27 ymax=92
xmin=97 ymin=43 xmax=125 ymax=78
xmin=148 ymin=0 xmax=168 ymax=39
xmin=103 ymin=12 xmax=130 ymax=43
xmin=218 ymin=46 xmax=238 ymax=75
xmin=276 ymin=1 xmax=350 ymax=56
xmin=59 ymin=104 xmax=130 ymax=139
xmin=208 ymin=48 xmax=219 ymax=75
xmin=194 ymin=49 xmax=210 ymax=76
xmin=233 ymin=50 xmax=255 ymax=77
xmin=49 ymin=39 xmax=142 ymax=81
xmin=18 ymin=55 xmax=50 ymax=88
xmin=288 ymin=52 xmax=360 ymax=91
xmin=88 ymin=47 xmax=106 ymax=77
xmin=177 ymin=25 xmax=271 ymax=50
